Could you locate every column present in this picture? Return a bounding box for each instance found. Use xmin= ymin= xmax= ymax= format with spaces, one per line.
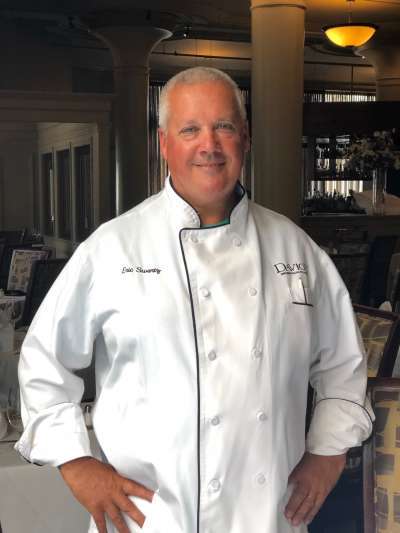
xmin=359 ymin=25 xmax=400 ymax=101
xmin=93 ymin=25 xmax=171 ymax=214
xmin=250 ymin=0 xmax=306 ymax=222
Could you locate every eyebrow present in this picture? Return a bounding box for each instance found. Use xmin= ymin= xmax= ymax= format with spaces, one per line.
xmin=179 ymin=117 xmax=236 ymax=126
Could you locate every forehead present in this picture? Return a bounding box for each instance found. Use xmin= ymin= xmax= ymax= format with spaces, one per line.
xmin=167 ymin=81 xmax=240 ymax=124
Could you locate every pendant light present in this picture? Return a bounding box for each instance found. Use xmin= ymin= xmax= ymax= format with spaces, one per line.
xmin=323 ymin=0 xmax=377 ymax=48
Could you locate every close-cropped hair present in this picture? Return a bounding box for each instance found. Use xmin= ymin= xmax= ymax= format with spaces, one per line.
xmin=158 ymin=66 xmax=247 ymax=130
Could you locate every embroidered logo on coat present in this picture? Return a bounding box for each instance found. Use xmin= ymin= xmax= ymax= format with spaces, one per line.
xmin=121 ymin=266 xmax=162 ymax=275
xmin=273 ymin=262 xmax=307 ymax=275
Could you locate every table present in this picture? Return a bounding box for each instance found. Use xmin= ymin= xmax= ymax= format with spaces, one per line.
xmin=0 ymin=434 xmax=92 ymax=533
xmin=0 ymin=352 xmax=18 ymax=409
xmin=0 ymin=331 xmax=26 ymax=409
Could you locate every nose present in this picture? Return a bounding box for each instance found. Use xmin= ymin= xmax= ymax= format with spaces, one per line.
xmin=199 ymin=127 xmax=221 ymax=153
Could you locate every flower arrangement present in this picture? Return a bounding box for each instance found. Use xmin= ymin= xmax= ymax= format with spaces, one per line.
xmin=345 ymin=129 xmax=400 ymax=173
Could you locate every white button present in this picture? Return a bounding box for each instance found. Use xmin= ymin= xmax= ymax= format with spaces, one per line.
xmin=248 ymin=287 xmax=258 ymax=296
xmin=232 ymin=237 xmax=242 ymax=247
xmin=256 ymin=473 xmax=266 ymax=485
xmin=208 ymin=350 xmax=217 ymax=361
xmin=211 ymin=416 xmax=220 ymax=426
xmin=251 ymin=347 xmax=263 ymax=359
xmin=191 ymin=235 xmax=198 ymax=243
xmin=200 ymin=287 xmax=210 ymax=298
xmin=209 ymin=479 xmax=221 ymax=492
xmin=257 ymin=411 xmax=268 ymax=422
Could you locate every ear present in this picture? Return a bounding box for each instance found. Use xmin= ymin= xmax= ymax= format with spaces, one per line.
xmin=158 ymin=128 xmax=168 ymax=160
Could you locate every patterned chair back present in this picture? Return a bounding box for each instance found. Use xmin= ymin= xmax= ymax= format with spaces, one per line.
xmin=354 ymin=304 xmax=400 ymax=378
xmin=6 ymin=248 xmax=50 ymax=293
xmin=363 ymin=378 xmax=400 ymax=533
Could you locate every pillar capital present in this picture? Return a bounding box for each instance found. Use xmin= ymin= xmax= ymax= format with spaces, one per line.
xmin=250 ymin=0 xmax=306 ymax=11
xmin=92 ymin=26 xmax=172 ymax=69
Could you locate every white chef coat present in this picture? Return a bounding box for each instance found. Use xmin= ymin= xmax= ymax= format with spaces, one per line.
xmin=16 ymin=177 xmax=373 ymax=533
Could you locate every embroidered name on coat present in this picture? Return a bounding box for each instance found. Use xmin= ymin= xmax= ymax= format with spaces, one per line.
xmin=121 ymin=266 xmax=162 ymax=275
xmin=273 ymin=262 xmax=307 ymax=275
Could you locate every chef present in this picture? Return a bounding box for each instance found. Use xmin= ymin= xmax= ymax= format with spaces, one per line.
xmin=16 ymin=67 xmax=373 ymax=533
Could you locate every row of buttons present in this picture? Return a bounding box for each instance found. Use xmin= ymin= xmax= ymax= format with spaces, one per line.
xmin=200 ymin=287 xmax=257 ymax=298
xmin=208 ymin=472 xmax=267 ymax=493
xmin=207 ymin=348 xmax=262 ymax=361
xmin=189 ymin=234 xmax=242 ymax=247
xmin=209 ymin=411 xmax=267 ymax=425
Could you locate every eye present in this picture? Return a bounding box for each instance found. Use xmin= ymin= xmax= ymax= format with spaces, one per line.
xmin=215 ymin=122 xmax=236 ymax=132
xmin=179 ymin=126 xmax=199 ymax=136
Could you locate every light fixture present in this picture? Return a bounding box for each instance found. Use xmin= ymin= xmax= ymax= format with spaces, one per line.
xmin=323 ymin=0 xmax=377 ymax=48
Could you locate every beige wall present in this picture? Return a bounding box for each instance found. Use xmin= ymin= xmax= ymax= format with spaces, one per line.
xmin=0 ymin=124 xmax=37 ymax=231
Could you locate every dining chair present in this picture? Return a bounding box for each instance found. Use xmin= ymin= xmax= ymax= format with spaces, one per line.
xmin=6 ymin=248 xmax=51 ymax=294
xmin=17 ymin=258 xmax=68 ymax=328
xmin=363 ymin=377 xmax=400 ymax=533
xmin=308 ymin=306 xmax=400 ymax=533
xmin=0 ymin=244 xmax=40 ymax=290
xmin=362 ymin=236 xmax=399 ymax=308
xmin=0 ymin=229 xmax=26 ymax=244
xmin=354 ymin=304 xmax=400 ymax=378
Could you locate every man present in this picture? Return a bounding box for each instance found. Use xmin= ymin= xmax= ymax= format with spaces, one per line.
xmin=16 ymin=67 xmax=372 ymax=533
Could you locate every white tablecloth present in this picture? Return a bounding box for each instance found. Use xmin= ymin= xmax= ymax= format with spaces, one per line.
xmin=0 ymin=296 xmax=25 ymax=323
xmin=0 ymin=330 xmax=27 ymax=408
xmin=0 ymin=437 xmax=92 ymax=533
xmin=0 ymin=352 xmax=19 ymax=409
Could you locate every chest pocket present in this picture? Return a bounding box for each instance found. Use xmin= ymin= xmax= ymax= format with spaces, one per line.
xmin=287 ymin=274 xmax=313 ymax=307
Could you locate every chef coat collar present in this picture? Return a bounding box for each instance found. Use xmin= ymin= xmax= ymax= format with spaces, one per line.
xmin=164 ymin=175 xmax=249 ymax=236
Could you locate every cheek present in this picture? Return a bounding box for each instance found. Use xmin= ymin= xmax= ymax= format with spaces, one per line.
xmin=226 ymin=141 xmax=246 ymax=164
xmin=168 ymin=142 xmax=195 ymax=166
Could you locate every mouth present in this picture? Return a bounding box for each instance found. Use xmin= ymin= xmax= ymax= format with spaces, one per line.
xmin=193 ymin=162 xmax=226 ymax=168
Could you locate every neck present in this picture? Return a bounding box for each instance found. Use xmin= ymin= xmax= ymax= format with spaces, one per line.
xmin=196 ymin=194 xmax=237 ymax=226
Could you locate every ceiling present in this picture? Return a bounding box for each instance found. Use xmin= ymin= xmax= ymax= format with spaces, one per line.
xmin=1 ymin=0 xmax=399 ymax=47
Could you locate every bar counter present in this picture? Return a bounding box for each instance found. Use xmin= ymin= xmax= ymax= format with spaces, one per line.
xmin=301 ymin=214 xmax=400 ymax=246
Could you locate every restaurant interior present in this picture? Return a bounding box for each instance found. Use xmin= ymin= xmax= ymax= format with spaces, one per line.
xmin=1 ymin=0 xmax=400 ymax=532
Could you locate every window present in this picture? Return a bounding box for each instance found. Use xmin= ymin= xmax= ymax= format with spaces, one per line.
xmin=56 ymin=149 xmax=71 ymax=239
xmin=42 ymin=152 xmax=54 ymax=236
xmin=75 ymin=145 xmax=93 ymax=241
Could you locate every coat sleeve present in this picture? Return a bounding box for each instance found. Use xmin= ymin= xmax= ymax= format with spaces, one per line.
xmin=15 ymin=242 xmax=99 ymax=467
xmin=306 ymin=249 xmax=374 ymax=456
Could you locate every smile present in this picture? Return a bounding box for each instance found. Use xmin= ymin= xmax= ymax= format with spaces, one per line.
xmin=193 ymin=162 xmax=225 ymax=167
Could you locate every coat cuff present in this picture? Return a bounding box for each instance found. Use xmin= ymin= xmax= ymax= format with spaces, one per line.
xmin=15 ymin=402 xmax=93 ymax=467
xmin=306 ymin=397 xmax=374 ymax=455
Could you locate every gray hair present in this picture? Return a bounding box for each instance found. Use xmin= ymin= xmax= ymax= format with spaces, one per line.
xmin=158 ymin=67 xmax=247 ymax=130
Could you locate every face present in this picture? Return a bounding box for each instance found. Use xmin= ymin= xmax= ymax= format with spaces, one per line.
xmin=159 ymin=80 xmax=250 ymax=214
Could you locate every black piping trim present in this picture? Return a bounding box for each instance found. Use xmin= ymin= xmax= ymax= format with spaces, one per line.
xmin=179 ymin=227 xmax=202 ymax=533
xmin=173 ymin=178 xmax=247 ymax=532
xmin=315 ymin=397 xmax=374 ymax=426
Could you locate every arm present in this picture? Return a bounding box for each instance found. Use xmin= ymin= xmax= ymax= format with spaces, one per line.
xmin=285 ymin=249 xmax=373 ymax=526
xmin=16 ymin=243 xmax=153 ymax=531
xmin=16 ymin=243 xmax=97 ymax=466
